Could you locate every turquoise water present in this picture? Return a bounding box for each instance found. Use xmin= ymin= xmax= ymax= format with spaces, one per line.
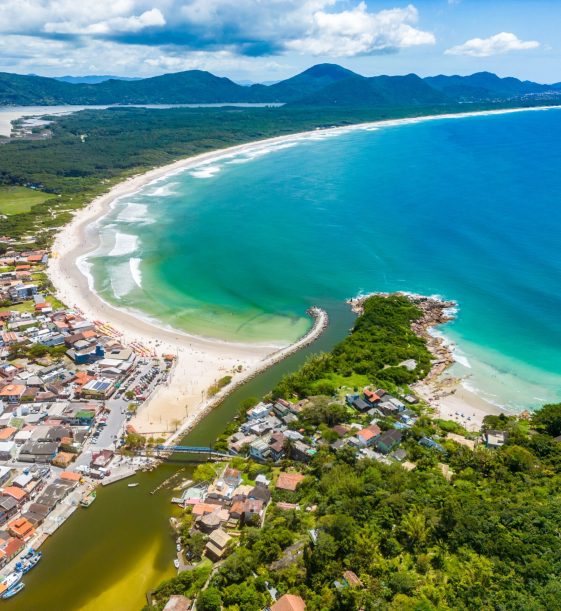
xmin=87 ymin=108 xmax=561 ymax=410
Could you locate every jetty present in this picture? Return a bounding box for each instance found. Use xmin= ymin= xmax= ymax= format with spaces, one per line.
xmin=101 ymin=467 xmax=137 ymax=486
xmin=164 ymin=306 xmax=329 ymax=447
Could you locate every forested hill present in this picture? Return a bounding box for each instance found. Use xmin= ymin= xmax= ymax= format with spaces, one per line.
xmin=1 ymin=64 xmax=561 ymax=106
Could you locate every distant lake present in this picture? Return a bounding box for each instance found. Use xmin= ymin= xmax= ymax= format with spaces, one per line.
xmin=0 ymin=103 xmax=284 ymax=137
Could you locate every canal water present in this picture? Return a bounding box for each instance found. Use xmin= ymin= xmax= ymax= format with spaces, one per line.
xmin=7 ymin=301 xmax=354 ymax=611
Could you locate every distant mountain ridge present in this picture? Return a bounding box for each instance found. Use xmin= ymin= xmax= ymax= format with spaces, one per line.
xmin=1 ymin=64 xmax=561 ymax=107
xmin=54 ymin=75 xmax=141 ymax=84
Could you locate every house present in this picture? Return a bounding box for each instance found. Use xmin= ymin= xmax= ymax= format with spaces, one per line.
xmin=352 ymin=397 xmax=370 ymax=412
xmin=198 ymin=508 xmax=229 ymax=533
xmin=290 ymin=440 xmax=315 ymax=463
xmin=271 ymin=593 xmax=307 ymax=611
xmin=7 ymin=517 xmax=35 ymax=540
xmin=485 ymin=430 xmax=507 ymax=449
xmin=419 ymin=437 xmax=446 ymax=454
xmin=246 ymin=402 xmax=271 ymax=420
xmin=81 ymin=378 xmax=114 ymax=399
xmin=205 ymin=528 xmax=232 ymax=561
xmin=248 ymin=484 xmax=271 ymax=504
xmin=332 ymin=424 xmax=349 ymax=438
xmin=374 ymin=429 xmax=403 ymax=454
xmin=268 ymin=432 xmax=285 ymax=461
xmin=342 ymin=570 xmax=363 ymax=588
xmin=22 ymin=502 xmax=51 ymax=526
xmin=91 ymin=449 xmax=114 ymax=468
xmin=163 ymin=595 xmax=192 ymax=611
xmin=0 ymin=384 xmax=26 ymax=404
xmin=356 ymin=424 xmax=381 ymax=447
xmin=9 ymin=284 xmax=38 ymax=301
xmin=12 ymin=472 xmax=33 ymax=489
xmin=0 ymin=497 xmax=17 ymax=525
xmin=223 ymin=467 xmax=242 ymax=487
xmin=276 ymin=472 xmax=305 ymax=492
xmin=1 ymin=537 xmax=24 ymax=563
xmin=0 ymin=467 xmax=11 ymax=488
xmin=249 ymin=438 xmax=270 ymax=461
xmin=363 ymin=388 xmax=381 ymax=405
xmin=243 ymin=498 xmax=264 ymax=524
xmin=0 ymin=442 xmax=16 ymax=461
xmin=1 ymin=487 xmax=27 ymax=506
xmin=19 ymin=441 xmax=59 ymax=463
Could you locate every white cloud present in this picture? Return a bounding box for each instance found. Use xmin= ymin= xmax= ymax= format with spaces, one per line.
xmin=287 ymin=3 xmax=434 ymax=56
xmin=445 ymin=32 xmax=539 ymax=57
xmin=0 ymin=1 xmax=436 ymax=76
xmin=44 ymin=8 xmax=166 ymax=35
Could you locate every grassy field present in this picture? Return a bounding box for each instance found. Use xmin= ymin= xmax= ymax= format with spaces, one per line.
xmin=0 ymin=186 xmax=50 ymax=215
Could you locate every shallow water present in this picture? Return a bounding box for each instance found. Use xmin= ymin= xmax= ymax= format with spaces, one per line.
xmin=88 ymin=107 xmax=561 ymax=410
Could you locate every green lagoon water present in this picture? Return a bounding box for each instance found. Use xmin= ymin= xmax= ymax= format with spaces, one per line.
xmin=85 ymin=107 xmax=561 ymax=411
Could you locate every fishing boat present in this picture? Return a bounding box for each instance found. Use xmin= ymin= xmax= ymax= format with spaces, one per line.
xmin=0 ymin=571 xmax=22 ymax=591
xmin=16 ymin=551 xmax=42 ymax=574
xmin=2 ymin=582 xmax=25 ymax=599
xmin=127 ymin=483 xmax=139 ymax=488
xmin=80 ymin=490 xmax=96 ymax=507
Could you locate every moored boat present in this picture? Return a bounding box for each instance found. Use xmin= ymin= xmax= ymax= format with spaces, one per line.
xmin=80 ymin=490 xmax=96 ymax=507
xmin=127 ymin=483 xmax=139 ymax=487
xmin=2 ymin=582 xmax=25 ymax=599
xmin=16 ymin=551 xmax=42 ymax=574
xmin=0 ymin=571 xmax=22 ymax=597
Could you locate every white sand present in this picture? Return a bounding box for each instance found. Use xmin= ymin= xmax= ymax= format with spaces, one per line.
xmin=48 ymin=105 xmax=554 ymax=438
xmin=414 ymin=379 xmax=502 ymax=432
xmin=47 ymin=134 xmax=330 ymax=437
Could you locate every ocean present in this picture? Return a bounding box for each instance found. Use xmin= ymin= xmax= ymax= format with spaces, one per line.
xmin=86 ymin=107 xmax=561 ymax=411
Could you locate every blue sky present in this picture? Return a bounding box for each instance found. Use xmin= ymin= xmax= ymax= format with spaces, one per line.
xmin=0 ymin=1 xmax=558 ymax=82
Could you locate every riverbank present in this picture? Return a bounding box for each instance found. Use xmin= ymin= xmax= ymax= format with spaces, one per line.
xmin=348 ymin=292 xmax=501 ymax=431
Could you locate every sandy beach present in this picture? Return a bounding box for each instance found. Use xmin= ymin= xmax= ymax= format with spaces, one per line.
xmin=47 ymin=132 xmax=331 ymax=437
xmin=47 ymin=105 xmax=548 ymax=439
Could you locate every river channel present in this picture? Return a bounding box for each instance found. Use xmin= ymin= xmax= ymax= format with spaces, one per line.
xmin=6 ymin=300 xmax=354 ymax=611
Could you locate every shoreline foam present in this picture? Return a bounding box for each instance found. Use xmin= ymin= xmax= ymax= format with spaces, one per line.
xmin=348 ymin=291 xmax=502 ymax=431
xmin=48 ymin=105 xmax=555 ymax=437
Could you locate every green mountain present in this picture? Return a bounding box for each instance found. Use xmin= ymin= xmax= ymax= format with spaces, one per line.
xmin=256 ymin=63 xmax=360 ymax=102
xmin=293 ymin=73 xmax=448 ymax=107
xmin=424 ymin=71 xmax=552 ymax=101
xmin=1 ymin=65 xmax=560 ymax=107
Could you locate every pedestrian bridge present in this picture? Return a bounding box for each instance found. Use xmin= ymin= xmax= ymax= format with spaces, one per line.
xmin=154 ymin=445 xmax=231 ymax=459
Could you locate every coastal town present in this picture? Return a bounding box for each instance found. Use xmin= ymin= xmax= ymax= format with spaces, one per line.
xmin=154 ymin=377 xmax=513 ymax=610
xmin=0 ymin=243 xmax=170 ymax=598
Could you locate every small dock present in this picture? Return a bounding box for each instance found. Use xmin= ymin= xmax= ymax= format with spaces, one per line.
xmin=101 ymin=467 xmax=137 ymax=486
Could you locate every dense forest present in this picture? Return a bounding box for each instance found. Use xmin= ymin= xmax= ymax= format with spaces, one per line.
xmin=273 ymin=295 xmax=432 ymax=398
xmin=147 ymin=296 xmax=561 ymax=610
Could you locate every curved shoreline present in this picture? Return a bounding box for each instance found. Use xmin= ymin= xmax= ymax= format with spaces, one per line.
xmin=164 ymin=307 xmax=328 ymax=445
xmin=47 ymin=104 xmax=558 ymax=437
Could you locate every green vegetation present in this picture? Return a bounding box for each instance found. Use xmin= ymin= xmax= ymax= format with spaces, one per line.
xmin=274 ymin=295 xmax=432 ymax=398
xmin=0 ymin=186 xmax=50 ymax=215
xmin=145 ymin=562 xmax=212 ymax=610
xmin=208 ymin=375 xmax=233 ymax=397
xmin=7 ymin=343 xmax=67 ymax=361
xmin=151 ymin=295 xmax=561 ymax=611
xmin=0 ymin=99 xmax=555 ymax=245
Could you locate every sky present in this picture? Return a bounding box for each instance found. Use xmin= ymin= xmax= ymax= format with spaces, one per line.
xmin=0 ymin=0 xmax=559 ymax=83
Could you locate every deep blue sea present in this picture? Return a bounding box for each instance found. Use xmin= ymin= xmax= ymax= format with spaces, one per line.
xmin=86 ymin=108 xmax=561 ymax=411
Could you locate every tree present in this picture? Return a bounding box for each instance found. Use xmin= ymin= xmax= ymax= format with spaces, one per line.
xmin=532 ymin=403 xmax=561 ymax=437
xmin=197 ymin=587 xmax=222 ymax=611
xmin=192 ymin=463 xmax=216 ymax=483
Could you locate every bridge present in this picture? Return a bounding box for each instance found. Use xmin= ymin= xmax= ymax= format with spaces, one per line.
xmin=153 ymin=445 xmax=231 ymax=459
